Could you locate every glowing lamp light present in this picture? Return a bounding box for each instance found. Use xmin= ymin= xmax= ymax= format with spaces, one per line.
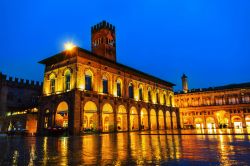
xmin=64 ymin=42 xmax=75 ymax=51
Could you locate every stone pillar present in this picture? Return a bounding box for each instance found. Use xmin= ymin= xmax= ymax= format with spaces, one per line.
xmin=127 ymin=104 xmax=130 ymax=131
xmin=156 ymin=109 xmax=160 ymax=130
xmin=163 ymin=109 xmax=167 ymax=130
xmin=98 ymin=99 xmax=102 ymax=133
xmin=69 ymin=90 xmax=81 ymax=135
xmin=148 ymin=106 xmax=151 ymax=130
xmin=138 ymin=108 xmax=142 ymax=131
xmin=242 ymin=113 xmax=246 ymax=128
xmin=114 ymin=103 xmax=118 ymax=132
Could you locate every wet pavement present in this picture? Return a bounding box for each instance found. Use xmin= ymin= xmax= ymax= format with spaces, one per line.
xmin=0 ymin=129 xmax=250 ymax=165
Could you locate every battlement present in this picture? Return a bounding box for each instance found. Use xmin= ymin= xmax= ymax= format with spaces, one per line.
xmin=0 ymin=72 xmax=43 ymax=88
xmin=91 ymin=20 xmax=115 ymax=33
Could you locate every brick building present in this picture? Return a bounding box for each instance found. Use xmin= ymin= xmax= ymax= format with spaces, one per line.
xmin=37 ymin=21 xmax=180 ymax=135
xmin=0 ymin=73 xmax=42 ymax=133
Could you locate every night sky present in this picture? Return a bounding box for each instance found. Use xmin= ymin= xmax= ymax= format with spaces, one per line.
xmin=1 ymin=0 xmax=250 ymax=91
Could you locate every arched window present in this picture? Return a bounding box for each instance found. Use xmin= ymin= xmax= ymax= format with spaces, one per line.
xmin=156 ymin=91 xmax=159 ymax=103
xmin=139 ymin=85 xmax=143 ymax=101
xmin=85 ymin=70 xmax=92 ymax=91
xmin=117 ymin=79 xmax=122 ymax=97
xmin=102 ymin=75 xmax=108 ymax=94
xmin=148 ymin=88 xmax=152 ymax=102
xmin=129 ymin=83 xmax=134 ymax=99
xmin=163 ymin=93 xmax=166 ymax=105
xmin=65 ymin=70 xmax=71 ymax=91
xmin=49 ymin=74 xmax=56 ymax=94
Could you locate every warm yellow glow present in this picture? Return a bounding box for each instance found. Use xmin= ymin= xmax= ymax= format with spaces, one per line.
xmin=64 ymin=42 xmax=75 ymax=50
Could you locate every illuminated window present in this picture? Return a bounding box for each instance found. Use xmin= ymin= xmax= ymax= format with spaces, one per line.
xmin=85 ymin=70 xmax=92 ymax=91
xmin=148 ymin=89 xmax=152 ymax=102
xmin=102 ymin=76 xmax=108 ymax=94
xmin=50 ymin=78 xmax=55 ymax=94
xmin=139 ymin=85 xmax=143 ymax=100
xmin=117 ymin=79 xmax=121 ymax=97
xmin=65 ymin=70 xmax=71 ymax=91
xmin=129 ymin=83 xmax=134 ymax=99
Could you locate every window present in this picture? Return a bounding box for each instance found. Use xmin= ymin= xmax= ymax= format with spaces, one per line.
xmin=117 ymin=79 xmax=121 ymax=97
xmin=64 ymin=70 xmax=71 ymax=91
xmin=85 ymin=70 xmax=92 ymax=91
xmin=102 ymin=76 xmax=108 ymax=94
xmin=139 ymin=86 xmax=143 ymax=100
xmin=129 ymin=83 xmax=134 ymax=99
xmin=50 ymin=78 xmax=55 ymax=94
xmin=148 ymin=89 xmax=152 ymax=102
xmin=156 ymin=92 xmax=159 ymax=103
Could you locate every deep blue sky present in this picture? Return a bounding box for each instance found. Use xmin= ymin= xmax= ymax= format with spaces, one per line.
xmin=1 ymin=0 xmax=250 ymax=91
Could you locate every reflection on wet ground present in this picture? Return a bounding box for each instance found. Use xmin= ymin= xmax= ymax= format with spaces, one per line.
xmin=0 ymin=129 xmax=250 ymax=165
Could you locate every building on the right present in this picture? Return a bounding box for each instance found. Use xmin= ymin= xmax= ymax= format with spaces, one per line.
xmin=175 ymin=74 xmax=250 ymax=129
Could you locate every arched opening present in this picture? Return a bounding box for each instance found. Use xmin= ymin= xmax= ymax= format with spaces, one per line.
xmin=148 ymin=88 xmax=152 ymax=102
xmin=129 ymin=83 xmax=134 ymax=99
xmin=246 ymin=116 xmax=250 ymax=128
xmin=172 ymin=112 xmax=177 ymax=129
xmin=166 ymin=111 xmax=171 ymax=129
xmin=102 ymin=103 xmax=114 ymax=132
xmin=49 ymin=73 xmax=56 ymax=94
xmin=158 ymin=110 xmax=164 ymax=130
xmin=194 ymin=118 xmax=204 ymax=129
xmin=102 ymin=75 xmax=108 ymax=94
xmin=216 ymin=110 xmax=228 ymax=128
xmin=85 ymin=70 xmax=93 ymax=91
xmin=139 ymin=84 xmax=143 ymax=101
xmin=116 ymin=79 xmax=122 ymax=97
xmin=55 ymin=101 xmax=69 ymax=128
xmin=117 ymin=105 xmax=127 ymax=131
xmin=183 ymin=117 xmax=193 ymax=129
xmin=64 ymin=70 xmax=71 ymax=91
xmin=83 ymin=101 xmax=98 ymax=132
xmin=140 ymin=108 xmax=148 ymax=130
xmin=232 ymin=116 xmax=242 ymax=129
xmin=130 ymin=107 xmax=139 ymax=130
xmin=150 ymin=109 xmax=157 ymax=130
xmin=206 ymin=117 xmax=215 ymax=129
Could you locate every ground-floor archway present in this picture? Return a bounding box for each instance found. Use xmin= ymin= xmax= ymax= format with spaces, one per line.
xmin=117 ymin=105 xmax=127 ymax=131
xmin=194 ymin=118 xmax=204 ymax=129
xmin=130 ymin=107 xmax=139 ymax=131
xmin=166 ymin=111 xmax=171 ymax=129
xmin=140 ymin=108 xmax=148 ymax=130
xmin=55 ymin=101 xmax=68 ymax=128
xmin=232 ymin=116 xmax=242 ymax=129
xmin=158 ymin=110 xmax=164 ymax=130
xmin=150 ymin=109 xmax=157 ymax=130
xmin=83 ymin=101 xmax=98 ymax=132
xmin=206 ymin=117 xmax=216 ymax=129
xmin=102 ymin=103 xmax=114 ymax=132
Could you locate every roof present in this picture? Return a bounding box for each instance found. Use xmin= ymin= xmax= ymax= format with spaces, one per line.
xmin=39 ymin=47 xmax=175 ymax=87
xmin=175 ymin=82 xmax=250 ymax=94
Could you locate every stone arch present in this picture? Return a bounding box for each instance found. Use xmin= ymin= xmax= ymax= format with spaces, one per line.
xmin=55 ymin=101 xmax=69 ymax=128
xmin=130 ymin=106 xmax=139 ymax=131
xmin=231 ymin=116 xmax=242 ymax=129
xmin=194 ymin=118 xmax=204 ymax=129
xmin=102 ymin=103 xmax=114 ymax=132
xmin=150 ymin=109 xmax=157 ymax=130
xmin=140 ymin=108 xmax=148 ymax=130
xmin=158 ymin=110 xmax=164 ymax=130
xmin=166 ymin=111 xmax=171 ymax=129
xmin=84 ymin=69 xmax=94 ymax=91
xmin=117 ymin=105 xmax=127 ymax=131
xmin=172 ymin=111 xmax=177 ymax=129
xmin=115 ymin=77 xmax=123 ymax=97
xmin=206 ymin=117 xmax=216 ymax=129
xmin=83 ymin=101 xmax=98 ymax=131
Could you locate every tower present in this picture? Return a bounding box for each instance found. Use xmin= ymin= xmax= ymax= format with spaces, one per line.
xmin=91 ymin=21 xmax=116 ymax=62
xmin=182 ymin=74 xmax=188 ymax=93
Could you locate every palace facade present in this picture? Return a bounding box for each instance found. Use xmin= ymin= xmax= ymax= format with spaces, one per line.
xmin=175 ymin=74 xmax=250 ymax=129
xmin=37 ymin=21 xmax=180 ymax=135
